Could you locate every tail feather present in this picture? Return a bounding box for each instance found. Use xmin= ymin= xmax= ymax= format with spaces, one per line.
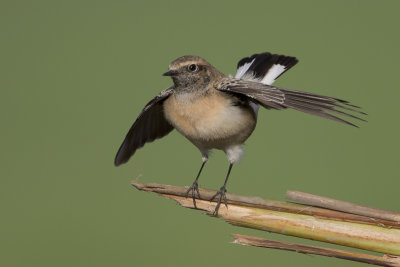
xmin=235 ymin=52 xmax=298 ymax=85
xmin=232 ymin=53 xmax=365 ymax=126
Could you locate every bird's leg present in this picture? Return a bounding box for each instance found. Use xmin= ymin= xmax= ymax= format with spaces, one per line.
xmin=210 ymin=163 xmax=233 ymax=216
xmin=186 ymin=156 xmax=207 ymax=209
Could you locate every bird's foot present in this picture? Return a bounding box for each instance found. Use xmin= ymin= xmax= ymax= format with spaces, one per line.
xmin=185 ymin=181 xmax=201 ymax=209
xmin=210 ymin=186 xmax=228 ymax=216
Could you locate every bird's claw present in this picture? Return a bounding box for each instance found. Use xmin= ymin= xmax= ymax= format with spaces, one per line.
xmin=210 ymin=186 xmax=228 ymax=216
xmin=185 ymin=181 xmax=201 ymax=208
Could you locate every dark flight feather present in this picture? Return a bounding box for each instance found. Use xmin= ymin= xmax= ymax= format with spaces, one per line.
xmin=114 ymin=87 xmax=174 ymax=166
xmin=218 ymin=80 xmax=365 ymax=127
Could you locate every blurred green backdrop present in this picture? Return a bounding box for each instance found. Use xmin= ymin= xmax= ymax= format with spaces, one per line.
xmin=1 ymin=0 xmax=399 ymax=266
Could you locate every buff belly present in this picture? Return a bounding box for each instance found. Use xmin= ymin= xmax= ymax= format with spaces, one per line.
xmin=163 ymin=92 xmax=257 ymax=154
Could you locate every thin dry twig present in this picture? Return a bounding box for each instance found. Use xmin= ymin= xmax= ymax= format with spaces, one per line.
xmin=286 ymin=191 xmax=400 ymax=223
xmin=232 ymin=234 xmax=400 ymax=267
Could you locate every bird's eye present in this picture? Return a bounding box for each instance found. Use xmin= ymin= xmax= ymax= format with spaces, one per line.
xmin=188 ymin=64 xmax=198 ymax=72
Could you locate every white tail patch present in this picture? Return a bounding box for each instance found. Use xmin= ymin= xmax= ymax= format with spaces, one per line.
xmin=235 ymin=58 xmax=255 ymax=79
xmin=235 ymin=62 xmax=286 ymax=86
xmin=261 ymin=64 xmax=286 ymax=85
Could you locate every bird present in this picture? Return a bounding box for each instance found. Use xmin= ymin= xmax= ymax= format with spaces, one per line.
xmin=114 ymin=52 xmax=365 ymax=215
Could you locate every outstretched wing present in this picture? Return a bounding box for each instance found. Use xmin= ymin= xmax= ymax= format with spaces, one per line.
xmin=218 ymin=79 xmax=366 ymax=127
xmin=235 ymin=52 xmax=298 ymax=85
xmin=235 ymin=52 xmax=299 ymax=116
xmin=114 ymin=87 xmax=174 ymax=166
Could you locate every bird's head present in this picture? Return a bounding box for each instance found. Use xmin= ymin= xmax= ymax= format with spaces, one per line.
xmin=163 ymin=55 xmax=223 ymax=91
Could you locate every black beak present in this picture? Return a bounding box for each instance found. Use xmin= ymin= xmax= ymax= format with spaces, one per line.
xmin=162 ymin=70 xmax=178 ymax=76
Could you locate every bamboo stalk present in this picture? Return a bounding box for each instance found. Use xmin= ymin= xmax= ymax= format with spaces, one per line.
xmin=132 ymin=181 xmax=400 ymax=256
xmin=232 ymin=234 xmax=400 ymax=267
xmin=286 ymin=190 xmax=400 ymax=223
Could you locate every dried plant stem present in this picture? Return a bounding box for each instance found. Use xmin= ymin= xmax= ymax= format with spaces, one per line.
xmin=132 ymin=181 xmax=400 ymax=256
xmin=286 ymin=190 xmax=400 ymax=223
xmin=132 ymin=182 xmax=399 ymax=229
xmin=232 ymin=234 xmax=400 ymax=267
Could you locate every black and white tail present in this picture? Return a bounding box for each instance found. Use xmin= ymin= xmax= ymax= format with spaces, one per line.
xmin=235 ymin=52 xmax=298 ymax=115
xmin=230 ymin=52 xmax=365 ymax=126
xmin=235 ymin=52 xmax=298 ymax=85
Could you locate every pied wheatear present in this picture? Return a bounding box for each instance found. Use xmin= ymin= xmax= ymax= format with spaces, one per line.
xmin=115 ymin=52 xmax=365 ymax=215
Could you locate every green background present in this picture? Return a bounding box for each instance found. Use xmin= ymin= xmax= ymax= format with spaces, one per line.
xmin=1 ymin=0 xmax=399 ymax=266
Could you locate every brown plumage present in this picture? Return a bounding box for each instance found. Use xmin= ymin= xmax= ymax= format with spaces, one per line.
xmin=115 ymin=52 xmax=365 ymax=215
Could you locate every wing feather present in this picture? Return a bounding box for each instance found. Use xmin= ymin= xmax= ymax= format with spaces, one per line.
xmin=114 ymin=87 xmax=174 ymax=166
xmin=218 ymin=80 xmax=365 ymax=127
